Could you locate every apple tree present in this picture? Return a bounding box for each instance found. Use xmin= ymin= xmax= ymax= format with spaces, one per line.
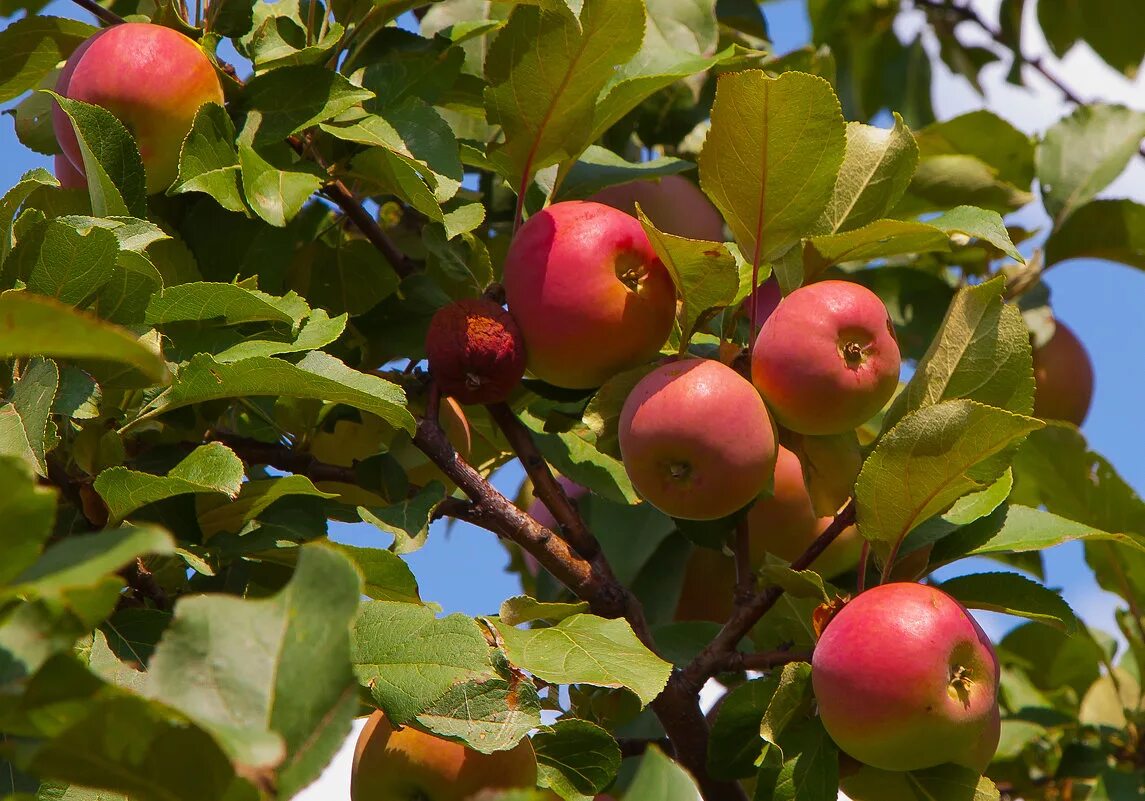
xmin=0 ymin=0 xmax=1141 ymax=800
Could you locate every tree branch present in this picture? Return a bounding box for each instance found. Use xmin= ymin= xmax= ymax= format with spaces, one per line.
xmin=912 ymin=0 xmax=1145 ymax=158
xmin=69 ymin=0 xmax=126 ymax=26
xmin=208 ymin=433 xmax=361 ymax=484
xmin=683 ymin=500 xmax=857 ymax=688
xmin=715 ymin=648 xmax=813 ymax=674
xmin=320 ymin=180 xmax=418 ymax=278
xmin=485 ymin=402 xmax=600 ymax=561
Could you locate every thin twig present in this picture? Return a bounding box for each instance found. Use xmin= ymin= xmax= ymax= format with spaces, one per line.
xmin=716 ymin=648 xmax=813 ymax=674
xmin=485 ymin=402 xmax=600 ymax=560
xmin=683 ymin=500 xmax=857 ymax=688
xmin=69 ymin=0 xmax=126 ymax=26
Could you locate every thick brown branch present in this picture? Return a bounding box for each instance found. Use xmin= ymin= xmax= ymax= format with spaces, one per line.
xmin=485 ymin=402 xmax=600 ymax=561
xmin=683 ymin=500 xmax=857 ymax=688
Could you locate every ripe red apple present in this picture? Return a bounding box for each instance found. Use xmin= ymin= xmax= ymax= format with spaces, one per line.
xmin=619 ymin=359 xmax=776 ymax=520
xmin=54 ymin=153 xmax=86 ymax=189
xmin=588 ymin=174 xmax=726 ymax=241
xmin=503 ymin=201 xmax=677 ymax=389
xmin=52 ymin=22 xmax=224 ymax=194
xmin=1032 ymin=320 xmax=1094 ymax=426
xmin=812 ymin=582 xmax=1000 ymax=773
xmin=425 ymin=298 xmax=526 ymax=405
xmin=748 ymin=446 xmax=862 ymax=578
xmin=751 ymin=280 xmax=900 ymax=435
xmin=352 ymin=710 xmax=538 ymax=801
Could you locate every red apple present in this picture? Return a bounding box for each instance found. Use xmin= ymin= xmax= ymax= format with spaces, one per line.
xmin=425 ymin=298 xmax=526 ymax=405
xmin=752 ymin=280 xmax=901 ymax=435
xmin=748 ymin=446 xmax=862 ymax=578
xmin=352 ymin=710 xmax=538 ymax=801
xmin=54 ymin=153 xmax=86 ymax=189
xmin=52 ymin=22 xmax=224 ymax=195
xmin=588 ymin=174 xmax=726 ymax=241
xmin=1032 ymin=320 xmax=1094 ymax=426
xmin=619 ymin=359 xmax=776 ymax=520
xmin=812 ymin=582 xmax=1000 ymax=773
xmin=503 ymin=201 xmax=677 ymax=389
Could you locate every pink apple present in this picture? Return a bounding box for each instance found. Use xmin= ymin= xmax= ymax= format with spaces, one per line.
xmin=503 ymin=201 xmax=677 ymax=389
xmin=619 ymin=359 xmax=776 ymax=520
xmin=752 ymin=280 xmax=901 ymax=435
xmin=812 ymin=582 xmax=1000 ymax=772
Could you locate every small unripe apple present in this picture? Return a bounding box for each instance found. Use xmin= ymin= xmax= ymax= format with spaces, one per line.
xmin=748 ymin=446 xmax=862 ymax=578
xmin=425 ymin=298 xmax=526 ymax=405
xmin=619 ymin=359 xmax=776 ymax=520
xmin=1032 ymin=320 xmax=1094 ymax=426
xmin=812 ymin=582 xmax=1000 ymax=773
xmin=588 ymin=174 xmax=726 ymax=241
xmin=503 ymin=201 xmax=677 ymax=389
xmin=54 ymin=153 xmax=86 ymax=189
xmin=52 ymin=22 xmax=224 ymax=194
xmin=752 ymin=281 xmax=901 ymax=435
xmin=352 ymin=710 xmax=538 ymax=801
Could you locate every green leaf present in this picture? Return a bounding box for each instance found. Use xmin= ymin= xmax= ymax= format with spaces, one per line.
xmin=170 ymin=103 xmax=247 ymax=214
xmin=94 ymin=443 xmax=244 ymax=523
xmin=897 ymin=154 xmax=1034 ymax=217
xmin=243 ymin=65 xmax=373 ymax=144
xmin=1037 ymin=104 xmax=1145 ymax=225
xmin=699 ymin=70 xmax=845 ymax=278
xmin=842 ymin=763 xmax=1000 ymax=801
xmin=815 ymin=114 xmax=918 ymax=234
xmin=145 ymin=282 xmax=308 ymax=328
xmin=237 ymin=141 xmax=325 ymax=228
xmin=1045 ymin=198 xmax=1145 ymax=270
xmin=351 ymin=601 xmax=496 ymax=724
xmin=484 ymin=0 xmax=645 ymax=189
xmin=0 ymin=291 xmax=167 ymax=382
xmin=855 ymin=400 xmax=1042 ymax=554
xmin=214 ymin=309 xmax=347 ymax=363
xmin=533 ymin=719 xmax=621 ymax=797
xmin=492 ymin=614 xmax=671 ymax=707
xmin=758 ymin=564 xmax=829 ymax=602
xmin=913 ymin=110 xmax=1034 ymax=191
xmin=940 ymin=572 xmax=1080 ymax=632
xmin=1 ymin=168 xmax=58 ymax=264
xmin=6 ymin=357 xmax=59 ymax=476
xmin=637 ymin=209 xmax=739 ymax=345
xmin=926 ymin=206 xmax=1023 ymax=263
xmin=23 ymin=216 xmax=120 ymax=306
xmin=357 ymin=483 xmax=447 ymax=555
xmin=325 ymin=542 xmax=420 ymax=603
xmin=884 ymin=277 xmax=1034 ymax=431
xmin=707 ymin=676 xmax=776 ymax=780
xmin=759 ymin=662 xmax=813 ymax=748
xmin=195 ymin=474 xmax=335 ymax=538
xmin=0 ymin=15 xmax=95 ymax=104
xmin=414 ymin=676 xmax=542 ymax=754
xmin=763 ymin=720 xmax=838 ymax=801
xmin=551 ymin=147 xmax=695 ymax=201
xmin=929 ymin=504 xmax=1145 ymax=566
xmin=146 ymin=544 xmax=361 ymax=797
xmin=0 ymin=455 xmax=57 ymax=586
xmin=623 ymin=745 xmax=701 ymax=801
xmin=288 ymin=238 xmax=400 ymax=316
xmin=9 ymin=526 xmax=173 ymax=607
xmin=46 ymin=93 xmax=146 ymax=218
xmin=499 ymin=596 xmax=590 ymax=626
xmin=138 ymin=351 xmax=413 ymax=434
xmin=803 ymin=219 xmax=951 ymax=276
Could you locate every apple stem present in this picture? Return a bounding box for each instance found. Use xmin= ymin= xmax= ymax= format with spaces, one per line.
xmin=856 ymin=540 xmax=870 ymax=594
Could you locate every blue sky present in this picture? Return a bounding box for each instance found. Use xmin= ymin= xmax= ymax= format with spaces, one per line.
xmin=3 ymin=0 xmax=1144 ymax=796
